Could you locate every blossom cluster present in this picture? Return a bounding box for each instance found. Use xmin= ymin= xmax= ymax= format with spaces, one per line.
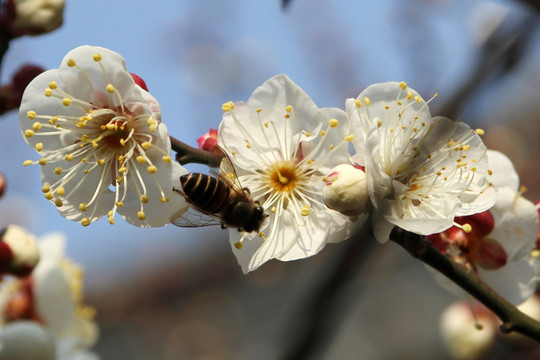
xmin=17 ymin=47 xmax=539 ymax=297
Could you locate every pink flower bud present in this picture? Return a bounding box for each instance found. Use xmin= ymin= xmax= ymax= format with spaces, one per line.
xmin=322 ymin=164 xmax=370 ymax=217
xmin=130 ymin=73 xmax=148 ymax=91
xmin=0 ymin=225 xmax=40 ymax=277
xmin=197 ymin=128 xmax=220 ymax=153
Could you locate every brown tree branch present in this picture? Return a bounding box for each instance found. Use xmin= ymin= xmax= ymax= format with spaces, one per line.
xmin=170 ymin=135 xmax=223 ymax=168
xmin=390 ymin=228 xmax=540 ymax=340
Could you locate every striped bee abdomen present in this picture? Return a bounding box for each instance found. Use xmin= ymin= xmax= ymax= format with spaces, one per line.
xmin=180 ymin=173 xmax=230 ymax=214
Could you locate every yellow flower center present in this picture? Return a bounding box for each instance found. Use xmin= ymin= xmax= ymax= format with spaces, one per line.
xmin=269 ymin=161 xmax=298 ymax=193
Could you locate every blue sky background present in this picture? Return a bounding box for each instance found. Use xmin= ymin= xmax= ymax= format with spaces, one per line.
xmin=1 ymin=0 xmax=536 ymax=287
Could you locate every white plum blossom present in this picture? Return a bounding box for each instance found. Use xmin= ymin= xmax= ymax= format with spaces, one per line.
xmin=346 ymin=82 xmax=496 ymax=243
xmin=0 ymin=231 xmax=99 ymax=359
xmin=19 ymin=45 xmax=188 ymax=227
xmin=218 ymin=74 xmax=357 ymax=273
xmin=429 ymin=150 xmax=538 ymax=305
xmin=9 ymin=0 xmax=65 ymax=37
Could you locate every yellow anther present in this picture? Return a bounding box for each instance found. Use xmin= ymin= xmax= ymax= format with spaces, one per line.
xmin=81 ymin=218 xmax=91 ymax=227
xmin=64 ymin=154 xmax=73 ymax=162
xmin=414 ymin=95 xmax=421 ymax=104
xmin=141 ymin=142 xmax=151 ymax=149
xmin=119 ymin=139 xmax=126 ymax=147
xmin=162 ymin=155 xmax=171 ymax=163
xmin=115 ymin=201 xmax=124 ymax=207
xmin=147 ymin=165 xmax=157 ymax=174
xmin=44 ymin=191 xmax=54 ymax=200
xmin=24 ymin=129 xmax=34 ymax=138
xmin=92 ymin=141 xmax=98 ymax=148
xmin=407 ymin=91 xmax=413 ymax=100
xmin=44 ymin=88 xmax=53 ymax=96
xmin=385 ymin=105 xmax=389 ymax=110
xmin=257 ymin=108 xmax=262 ymax=113
xmin=140 ymin=195 xmax=150 ymax=203
xmin=345 ymin=134 xmax=354 ymax=142
xmin=355 ymin=99 xmax=362 ymax=108
xmin=234 ymin=241 xmax=243 ymax=250
xmin=27 ymin=110 xmax=36 ymax=119
xmin=97 ymin=159 xmax=105 ymax=166
xmin=136 ymin=155 xmax=145 ymax=164
xmin=305 ymin=132 xmax=310 ymax=137
xmin=118 ymin=167 xmax=127 ymax=174
xmin=377 ymin=118 xmax=383 ymax=128
xmin=259 ymin=232 xmax=265 ymax=238
xmin=49 ymin=116 xmax=58 ymax=125
xmin=329 ymin=118 xmax=339 ymax=128
xmin=271 ymin=206 xmax=277 ymax=213
xmin=48 ymin=81 xmax=57 ymax=89
xmin=161 ymin=196 xmax=169 ymax=203
xmin=137 ymin=211 xmax=146 ymax=220
xmin=62 ymin=98 xmax=72 ymax=106
xmin=463 ymin=144 xmax=471 ymax=151
xmin=35 ymin=142 xmax=43 ymax=151
xmin=520 ymin=185 xmax=528 ymax=194
xmin=23 ymin=159 xmax=33 ymax=167
xmin=264 ymin=122 xmax=268 ymax=128
xmin=106 ymin=84 xmax=115 ymax=93
xmin=108 ymin=216 xmax=115 ymax=225
xmin=308 ymin=159 xmax=313 ymax=165
xmin=41 ymin=184 xmax=50 ymax=193
xmin=447 ymin=140 xmax=456 ymax=147
xmin=363 ymin=97 xmax=371 ymax=106
xmin=399 ymin=81 xmax=407 ymax=90
xmin=284 ymin=114 xmax=290 ymax=119
xmin=92 ymin=53 xmax=102 ymax=62
xmin=462 ymin=224 xmax=472 ymax=233
xmin=38 ymin=158 xmax=47 ymax=166
xmin=79 ymin=203 xmax=89 ymax=211
xmin=222 ymin=101 xmax=235 ymax=112
xmin=329 ymin=144 xmax=334 ymax=150
xmin=286 ymin=105 xmax=292 ymax=112
xmin=301 ymin=205 xmax=310 ymax=217
xmin=475 ymin=128 xmax=485 ymax=136
xmin=67 ymin=59 xmax=76 ymax=67
xmin=471 ymin=167 xmax=477 ymax=172
xmin=57 ymin=186 xmax=65 ymax=196
xmin=54 ymin=167 xmax=63 ymax=175
xmin=54 ymin=198 xmax=63 ymax=207
xmin=320 ymin=130 xmax=327 ymax=136
xmin=246 ymin=144 xmax=251 ymax=149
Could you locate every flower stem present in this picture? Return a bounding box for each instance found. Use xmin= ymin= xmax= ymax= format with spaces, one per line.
xmin=169 ymin=135 xmax=223 ymax=168
xmin=390 ymin=228 xmax=540 ymax=340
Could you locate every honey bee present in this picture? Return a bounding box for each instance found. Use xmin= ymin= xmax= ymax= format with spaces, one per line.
xmin=172 ymin=147 xmax=267 ymax=233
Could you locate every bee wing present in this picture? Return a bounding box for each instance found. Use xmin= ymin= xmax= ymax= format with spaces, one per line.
xmin=171 ymin=206 xmax=222 ymax=228
xmin=217 ymin=147 xmax=246 ymax=194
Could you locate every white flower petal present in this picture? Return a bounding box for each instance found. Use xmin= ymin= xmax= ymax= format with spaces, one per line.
xmin=478 ymin=260 xmax=536 ymax=305
xmin=486 ymin=150 xmax=519 ymax=191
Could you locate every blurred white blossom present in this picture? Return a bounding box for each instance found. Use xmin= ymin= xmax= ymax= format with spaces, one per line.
xmin=19 ymin=45 xmax=188 ymax=227
xmin=346 ymin=82 xmax=496 ymax=243
xmin=11 ymin=0 xmax=65 ymax=36
xmin=218 ymin=74 xmax=356 ymax=272
xmin=0 ymin=230 xmax=99 ymax=359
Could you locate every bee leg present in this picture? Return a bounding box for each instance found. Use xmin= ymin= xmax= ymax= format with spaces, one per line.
xmin=242 ymin=187 xmax=251 ymax=194
xmin=221 ymin=224 xmax=228 ymax=229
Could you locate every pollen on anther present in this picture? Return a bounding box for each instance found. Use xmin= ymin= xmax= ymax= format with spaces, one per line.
xmin=67 ymin=59 xmax=76 ymax=67
xmin=377 ymin=118 xmax=382 ymax=128
xmin=79 ymin=203 xmax=89 ymax=211
xmin=234 ymin=241 xmax=243 ymax=250
xmin=41 ymin=184 xmax=50 ymax=193
xmin=57 ymin=186 xmax=65 ymax=196
xmin=475 ymin=128 xmax=485 ymax=136
xmin=162 ymin=155 xmax=171 ymax=163
xmin=44 ymin=191 xmax=53 ymax=200
xmin=399 ymin=81 xmax=407 ymax=90
xmin=54 ymin=198 xmax=63 ymax=207
xmin=345 ymin=134 xmax=354 ymax=142
xmin=147 ymin=165 xmax=157 ymax=174
xmin=141 ymin=142 xmax=151 ymax=150
xmin=92 ymin=54 xmax=102 ymax=62
xmin=301 ymin=205 xmax=310 ymax=217
xmin=137 ymin=211 xmax=146 ymax=220
xmin=161 ymin=196 xmax=169 ymax=203
xmin=355 ymin=99 xmax=362 ymax=108
xmin=320 ymin=130 xmax=327 ymax=136
xmin=27 ymin=111 xmax=36 ymax=119
xmin=222 ymin=101 xmax=235 ymax=112
xmin=54 ymin=167 xmax=63 ymax=175
xmin=24 ymin=129 xmax=34 ymax=138
xmin=48 ymin=81 xmax=57 ymax=89
xmin=363 ymin=97 xmax=371 ymax=106
xmin=106 ymin=84 xmax=115 ymax=93
xmin=329 ymin=119 xmax=339 ymax=128
xmin=81 ymin=218 xmax=91 ymax=227
xmin=23 ymin=160 xmax=33 ymax=167
xmin=488 ymin=170 xmax=493 ymax=175
xmin=257 ymin=108 xmax=262 ymax=113
xmin=62 ymin=98 xmax=72 ymax=106
xmin=286 ymin=105 xmax=292 ymax=112
xmin=141 ymin=195 xmax=150 ymax=203
xmin=462 ymin=224 xmax=472 ymax=233
xmin=38 ymin=158 xmax=47 ymax=166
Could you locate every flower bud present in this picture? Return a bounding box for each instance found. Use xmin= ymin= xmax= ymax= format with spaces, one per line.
xmin=0 ymin=321 xmax=56 ymax=360
xmin=130 ymin=73 xmax=148 ymax=91
xmin=197 ymin=128 xmax=220 ymax=153
xmin=11 ymin=0 xmax=65 ymax=37
xmin=439 ymin=302 xmax=496 ymax=360
xmin=0 ymin=225 xmax=40 ymax=277
xmin=322 ymin=164 xmax=370 ymax=217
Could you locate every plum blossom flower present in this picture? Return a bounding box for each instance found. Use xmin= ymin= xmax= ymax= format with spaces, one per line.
xmin=428 ymin=150 xmax=538 ymax=305
xmin=19 ymin=45 xmax=188 ymax=227
xmin=0 ymin=225 xmax=40 ymax=277
xmin=346 ymin=82 xmax=496 ymax=243
xmin=218 ymin=74 xmax=355 ymax=272
xmin=0 ymin=231 xmax=99 ymax=359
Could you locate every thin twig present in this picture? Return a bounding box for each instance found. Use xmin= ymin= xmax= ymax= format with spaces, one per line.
xmin=170 ymin=136 xmax=223 ymax=168
xmin=390 ymin=228 xmax=540 ymax=341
